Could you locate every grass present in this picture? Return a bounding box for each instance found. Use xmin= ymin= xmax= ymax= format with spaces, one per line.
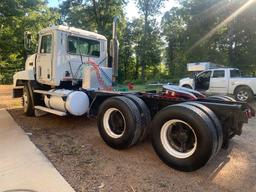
xmin=113 ymin=83 xmax=163 ymax=92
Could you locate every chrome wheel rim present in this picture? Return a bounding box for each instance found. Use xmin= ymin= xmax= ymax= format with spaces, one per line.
xmin=103 ymin=108 xmax=126 ymax=139
xmin=237 ymin=90 xmax=249 ymax=101
xmin=160 ymin=119 xmax=197 ymax=159
xmin=23 ymin=91 xmax=28 ymax=112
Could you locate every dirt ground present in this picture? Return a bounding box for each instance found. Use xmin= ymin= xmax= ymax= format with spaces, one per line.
xmin=1 ymin=85 xmax=256 ymax=192
xmin=0 ymin=85 xmax=21 ymax=109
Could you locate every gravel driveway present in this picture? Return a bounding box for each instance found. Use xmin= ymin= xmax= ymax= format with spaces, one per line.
xmin=7 ymin=107 xmax=256 ymax=192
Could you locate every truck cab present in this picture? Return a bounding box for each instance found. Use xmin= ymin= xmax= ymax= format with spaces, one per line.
xmin=13 ymin=25 xmax=109 ymax=93
xmin=180 ymin=68 xmax=256 ymax=101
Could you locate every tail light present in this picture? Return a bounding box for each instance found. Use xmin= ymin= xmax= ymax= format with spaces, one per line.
xmin=162 ymin=90 xmax=197 ymax=100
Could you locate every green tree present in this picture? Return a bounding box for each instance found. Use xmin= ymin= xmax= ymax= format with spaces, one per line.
xmin=0 ymin=0 xmax=60 ymax=83
xmin=162 ymin=7 xmax=188 ymax=77
xmin=225 ymin=0 xmax=256 ymax=75
xmin=119 ymin=21 xmax=136 ymax=81
xmin=162 ymin=0 xmax=256 ymax=79
xmin=136 ymin=0 xmax=165 ymax=80
xmin=60 ymin=0 xmax=126 ymax=39
xmin=129 ymin=18 xmax=144 ymax=79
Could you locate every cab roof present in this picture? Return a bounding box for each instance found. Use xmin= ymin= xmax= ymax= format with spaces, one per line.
xmin=210 ymin=68 xmax=239 ymax=70
xmin=39 ymin=25 xmax=107 ymax=41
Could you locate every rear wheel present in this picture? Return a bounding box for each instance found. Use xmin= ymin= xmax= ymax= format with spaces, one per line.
xmin=22 ymin=84 xmax=34 ymax=116
xmin=97 ymin=96 xmax=142 ymax=149
xmin=185 ymin=102 xmax=223 ymax=154
xmin=125 ymin=94 xmax=151 ymax=141
xmin=160 ymin=119 xmax=197 ymax=159
xmin=151 ymin=104 xmax=217 ymax=172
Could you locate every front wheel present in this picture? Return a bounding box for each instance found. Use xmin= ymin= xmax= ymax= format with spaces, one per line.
xmin=22 ymin=84 xmax=34 ymax=116
xmin=235 ymin=87 xmax=254 ymax=102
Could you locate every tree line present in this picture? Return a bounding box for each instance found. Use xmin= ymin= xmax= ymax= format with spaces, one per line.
xmin=1 ymin=0 xmax=256 ymax=84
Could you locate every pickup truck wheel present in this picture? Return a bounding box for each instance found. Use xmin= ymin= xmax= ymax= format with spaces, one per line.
xmin=151 ymin=104 xmax=217 ymax=172
xmin=235 ymin=87 xmax=254 ymax=102
xmin=97 ymin=96 xmax=142 ymax=149
xmin=125 ymin=94 xmax=151 ymax=141
xmin=185 ymin=102 xmax=223 ymax=154
xmin=22 ymin=85 xmax=34 ymax=116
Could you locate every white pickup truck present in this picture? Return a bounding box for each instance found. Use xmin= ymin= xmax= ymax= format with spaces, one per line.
xmin=179 ymin=68 xmax=256 ymax=102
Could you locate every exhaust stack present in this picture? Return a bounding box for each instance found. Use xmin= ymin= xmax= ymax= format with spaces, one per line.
xmin=110 ymin=16 xmax=119 ymax=82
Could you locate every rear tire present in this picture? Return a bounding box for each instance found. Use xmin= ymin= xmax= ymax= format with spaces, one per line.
xmin=151 ymin=104 xmax=218 ymax=172
xmin=97 ymin=96 xmax=142 ymax=149
xmin=207 ymin=95 xmax=239 ymax=142
xmin=125 ymin=94 xmax=151 ymax=141
xmin=23 ymin=84 xmax=34 ymax=116
xmin=185 ymin=102 xmax=223 ymax=154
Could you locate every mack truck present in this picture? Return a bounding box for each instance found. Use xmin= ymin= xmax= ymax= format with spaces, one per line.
xmin=13 ymin=18 xmax=255 ymax=172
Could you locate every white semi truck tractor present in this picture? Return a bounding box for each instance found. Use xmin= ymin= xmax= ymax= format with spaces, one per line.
xmin=13 ymin=18 xmax=255 ymax=172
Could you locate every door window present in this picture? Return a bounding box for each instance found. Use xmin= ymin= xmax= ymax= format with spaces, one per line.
xmin=195 ymin=71 xmax=212 ymax=90
xmin=197 ymin=71 xmax=212 ymax=79
xmin=40 ymin=35 xmax=52 ymax=53
xmin=212 ymin=70 xmax=225 ymax=78
xmin=230 ymin=70 xmax=241 ymax=78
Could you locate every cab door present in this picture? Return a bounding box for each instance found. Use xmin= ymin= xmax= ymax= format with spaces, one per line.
xmin=36 ymin=33 xmax=53 ymax=85
xmin=195 ymin=70 xmax=212 ymax=92
xmin=209 ymin=69 xmax=228 ymax=94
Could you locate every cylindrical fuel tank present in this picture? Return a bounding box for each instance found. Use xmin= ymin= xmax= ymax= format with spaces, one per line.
xmin=44 ymin=89 xmax=89 ymax=116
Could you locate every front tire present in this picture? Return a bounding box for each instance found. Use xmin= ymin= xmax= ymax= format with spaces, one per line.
xmin=151 ymin=104 xmax=218 ymax=172
xmin=22 ymin=85 xmax=34 ymax=116
xmin=234 ymin=86 xmax=254 ymax=102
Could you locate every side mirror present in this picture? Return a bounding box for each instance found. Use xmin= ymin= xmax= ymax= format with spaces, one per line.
xmin=24 ymin=31 xmax=32 ymax=50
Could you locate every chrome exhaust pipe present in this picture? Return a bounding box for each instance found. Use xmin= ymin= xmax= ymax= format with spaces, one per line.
xmin=111 ymin=16 xmax=119 ymax=82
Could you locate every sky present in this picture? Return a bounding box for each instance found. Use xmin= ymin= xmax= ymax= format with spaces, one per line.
xmin=47 ymin=0 xmax=179 ymax=21
xmin=125 ymin=0 xmax=179 ymax=20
